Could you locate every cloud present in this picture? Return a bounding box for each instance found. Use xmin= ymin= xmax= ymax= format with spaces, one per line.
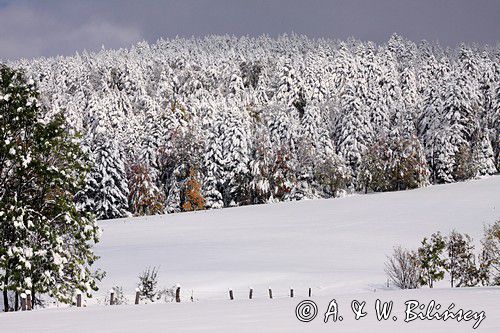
xmin=1 ymin=0 xmax=499 ymax=60
xmin=0 ymin=1 xmax=142 ymax=60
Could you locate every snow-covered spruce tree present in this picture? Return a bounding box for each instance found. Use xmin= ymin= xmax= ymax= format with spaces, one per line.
xmin=447 ymin=230 xmax=479 ymax=287
xmin=220 ymin=106 xmax=252 ymax=207
xmin=165 ymin=176 xmax=182 ymax=214
xmin=471 ymin=131 xmax=497 ymax=176
xmin=274 ymin=58 xmax=306 ymax=114
xmin=248 ymin=123 xmax=272 ymax=204
xmin=431 ymin=69 xmax=480 ymax=183
xmin=0 ymin=65 xmax=101 ymax=311
xmin=291 ymin=104 xmax=321 ymax=199
xmin=77 ymin=129 xmax=130 ymax=220
xmin=336 ymin=77 xmax=373 ymax=179
xmin=202 ymin=113 xmax=225 ymax=210
xmin=492 ymin=83 xmax=500 ymax=170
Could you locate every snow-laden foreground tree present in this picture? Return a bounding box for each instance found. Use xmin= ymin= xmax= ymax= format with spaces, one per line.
xmin=0 ymin=65 xmax=102 ymax=311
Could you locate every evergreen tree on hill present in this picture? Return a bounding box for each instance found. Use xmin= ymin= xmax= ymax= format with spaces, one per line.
xmin=0 ymin=65 xmax=101 ymax=311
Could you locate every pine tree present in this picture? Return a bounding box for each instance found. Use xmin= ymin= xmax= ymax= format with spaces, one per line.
xmin=0 ymin=65 xmax=101 ymax=310
xmin=417 ymin=232 xmax=447 ymax=288
xmin=447 ymin=230 xmax=479 ymax=287
xmin=479 ymin=221 xmax=500 ymax=286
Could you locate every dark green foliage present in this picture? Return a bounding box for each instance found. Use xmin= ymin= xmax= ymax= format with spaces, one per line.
xmin=417 ymin=232 xmax=447 ymax=288
xmin=447 ymin=230 xmax=479 ymax=287
xmin=479 ymin=221 xmax=500 ymax=286
xmin=359 ymin=135 xmax=429 ymax=193
xmin=0 ymin=64 xmax=101 ymax=311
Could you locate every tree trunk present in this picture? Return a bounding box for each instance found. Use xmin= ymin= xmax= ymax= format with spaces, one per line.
xmin=31 ymin=288 xmax=36 ymax=309
xmin=2 ymin=290 xmax=8 ymax=312
xmin=14 ymin=292 xmax=19 ymax=311
xmin=3 ymin=266 xmax=8 ymax=312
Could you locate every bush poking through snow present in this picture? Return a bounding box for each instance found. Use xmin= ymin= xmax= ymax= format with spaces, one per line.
xmin=137 ymin=266 xmax=160 ymax=303
xmin=136 ymin=266 xmax=179 ymax=303
xmin=385 ymin=246 xmax=421 ymax=289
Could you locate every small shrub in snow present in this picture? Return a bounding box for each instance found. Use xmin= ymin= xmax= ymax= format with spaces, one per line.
xmin=385 ymin=246 xmax=421 ymax=289
xmin=137 ymin=266 xmax=160 ymax=303
xmin=105 ymin=286 xmax=128 ymax=305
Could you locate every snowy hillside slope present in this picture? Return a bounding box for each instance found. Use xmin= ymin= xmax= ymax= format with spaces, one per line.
xmin=1 ymin=177 xmax=499 ymax=331
xmin=93 ymin=176 xmax=500 ymax=300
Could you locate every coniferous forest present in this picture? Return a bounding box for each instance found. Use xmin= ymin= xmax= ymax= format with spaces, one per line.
xmin=10 ymin=34 xmax=499 ymax=219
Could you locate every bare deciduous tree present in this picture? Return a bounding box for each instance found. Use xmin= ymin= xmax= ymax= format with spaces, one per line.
xmin=385 ymin=246 xmax=421 ymax=289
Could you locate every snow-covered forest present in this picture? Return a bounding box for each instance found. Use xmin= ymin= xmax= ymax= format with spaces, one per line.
xmin=11 ymin=34 xmax=500 ymax=219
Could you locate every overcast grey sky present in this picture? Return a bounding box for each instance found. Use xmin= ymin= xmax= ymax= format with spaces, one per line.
xmin=1 ymin=0 xmax=499 ymax=60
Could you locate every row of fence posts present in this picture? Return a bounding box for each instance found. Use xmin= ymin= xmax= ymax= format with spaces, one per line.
xmin=72 ymin=285 xmax=313 ymax=307
xmin=229 ymin=287 xmax=311 ymax=300
xmin=75 ymin=285 xmax=182 ymax=307
xmin=17 ymin=285 xmax=312 ymax=309
xmin=9 ymin=284 xmax=315 ymax=311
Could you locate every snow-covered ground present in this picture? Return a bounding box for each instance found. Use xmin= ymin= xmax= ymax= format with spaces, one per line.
xmin=2 ymin=176 xmax=499 ymax=331
xmin=95 ymin=176 xmax=499 ymax=299
xmin=2 ymin=287 xmax=499 ymax=332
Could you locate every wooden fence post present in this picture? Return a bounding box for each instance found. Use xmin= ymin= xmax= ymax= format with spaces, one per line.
xmin=26 ymin=290 xmax=32 ymax=310
xmin=268 ymin=287 xmax=273 ymax=299
xmin=76 ymin=292 xmax=82 ymax=307
xmin=135 ymin=288 xmax=140 ymax=305
xmin=20 ymin=293 xmax=27 ymax=311
xmin=290 ymin=287 xmax=294 ymax=298
xmin=109 ymin=289 xmax=115 ymax=306
xmin=229 ymin=289 xmax=234 ymax=300
xmin=175 ymin=284 xmax=181 ymax=303
xmin=249 ymin=287 xmax=253 ymax=300
xmin=308 ymin=287 xmax=311 ymax=297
